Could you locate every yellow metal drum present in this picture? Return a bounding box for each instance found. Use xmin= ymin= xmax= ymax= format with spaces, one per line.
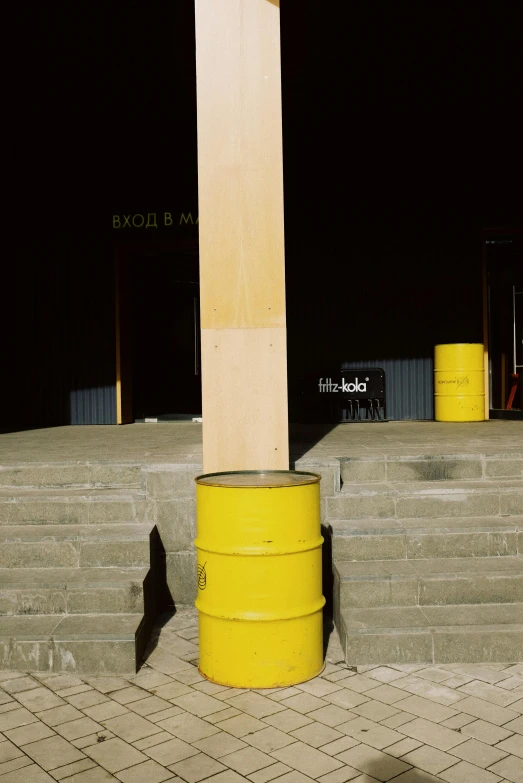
xmin=195 ymin=470 xmax=325 ymax=688
xmin=435 ymin=343 xmax=485 ymax=422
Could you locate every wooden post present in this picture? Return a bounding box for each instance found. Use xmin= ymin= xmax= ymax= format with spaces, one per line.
xmin=194 ymin=0 xmax=289 ymax=472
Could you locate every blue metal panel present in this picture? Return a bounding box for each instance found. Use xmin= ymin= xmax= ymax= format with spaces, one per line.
xmin=341 ymin=358 xmax=433 ymax=420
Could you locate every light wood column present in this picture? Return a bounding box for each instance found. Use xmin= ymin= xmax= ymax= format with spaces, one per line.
xmin=195 ymin=0 xmax=289 ymax=472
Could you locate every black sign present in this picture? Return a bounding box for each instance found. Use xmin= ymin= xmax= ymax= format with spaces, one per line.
xmin=309 ymin=369 xmax=385 ymax=400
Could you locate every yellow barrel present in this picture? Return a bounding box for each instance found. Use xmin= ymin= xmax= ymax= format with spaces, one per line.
xmin=434 ymin=343 xmax=485 ymax=421
xmin=195 ymin=470 xmax=325 ymax=688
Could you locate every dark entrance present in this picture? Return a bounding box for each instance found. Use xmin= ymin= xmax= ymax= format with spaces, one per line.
xmin=116 ymin=241 xmax=202 ymax=422
xmin=485 ymin=230 xmax=523 ymax=418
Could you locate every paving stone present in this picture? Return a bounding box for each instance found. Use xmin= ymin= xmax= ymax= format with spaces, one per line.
xmin=102 ymin=712 xmax=162 ymax=743
xmin=149 ymin=706 xmax=187 ymax=723
xmin=440 ymin=714 xmax=477 ymax=730
xmin=393 ymin=676 xmax=467 ymax=706
xmin=55 ymin=717 xmax=105 ymax=741
xmin=151 ymin=682 xmax=194 ymax=700
xmin=373 ymin=712 xmax=410 ymax=731
xmin=460 ymin=719 xmax=514 ymax=744
xmin=0 ymin=763 xmax=54 ymax=782
xmin=1 ymin=676 xmax=41 ymax=693
xmin=266 ymin=687 xmax=303 ymax=702
xmin=307 ymin=705 xmax=357 ymax=727
xmin=393 ymin=694 xmax=459 ymax=723
xmin=391 ymin=770 xmax=443 ymax=783
xmin=192 ymin=732 xmax=248 ymax=759
xmin=454 ymin=697 xmax=519 ymax=726
xmin=4 ymin=720 xmax=56 ymax=745
xmin=129 ymin=669 xmax=174 ymax=690
xmin=0 ymin=755 xmax=34 ymax=775
xmin=487 ymin=755 xmax=523 ymax=782
xmin=245 ymin=727 xmax=297 ymax=752
xmin=37 ymin=704 xmax=85 ymax=726
xmin=262 ymin=710 xmax=314 ymax=732
xmin=279 ymin=693 xmax=330 ymax=714
xmin=157 ymin=713 xmax=221 ymax=743
xmin=116 ymin=758 xmax=175 ymax=783
xmin=109 ymin=686 xmax=149 ymax=705
xmin=438 ymin=760 xmax=504 ymax=783
xmin=297 ymin=680 xmax=344 ymax=698
xmin=84 ymin=737 xmax=148 ymax=773
xmin=337 ymin=716 xmax=405 ymax=750
xmin=23 ymin=735 xmax=86 ymax=770
xmin=450 ymin=737 xmax=509 ymax=768
xmin=127 ymin=695 xmax=173 ymax=716
xmin=499 ymin=716 xmax=523 ymax=734
xmin=171 ymin=692 xmax=229 ymax=717
xmin=210 ymin=771 xmax=257 ymax=783
xmin=56 ymin=685 xmax=94 ymax=697
xmin=457 ymin=681 xmax=523 ymax=707
xmin=364 ymin=684 xmax=409 ymax=705
xmin=247 ymin=762 xmax=293 ymax=782
xmin=83 ymin=701 xmax=130 ymax=722
xmin=144 ymin=647 xmax=193 ymax=675
xmin=400 ymin=718 xmax=468 ymax=751
xmin=226 ymin=692 xmax=287 ymax=719
xmin=0 ymin=706 xmax=39 ymax=731
xmin=0 ymin=739 xmax=24 ymax=762
xmin=290 ymin=722 xmax=344 ymax=748
xmin=15 ymin=687 xmax=66 ymax=712
xmin=72 ymin=730 xmax=115 ymax=748
xmin=352 ymin=701 xmax=400 ymax=722
xmin=214 ymin=714 xmax=268 ymax=738
xmin=168 ymin=752 xmax=227 ymax=782
xmin=496 ymin=735 xmax=523 ymax=760
xmin=335 ymin=676 xmax=381 ymax=694
xmin=382 ymin=738 xmax=422 ymax=758
xmin=50 ymin=757 xmax=98 ymax=779
xmin=324 ymin=691 xmax=371 ymax=710
xmin=335 ymin=743 xmax=410 ymax=781
xmin=218 ymin=746 xmax=275 ymax=775
xmin=204 ymin=707 xmax=242 ymax=724
xmin=67 ymin=690 xmax=110 ymax=709
xmin=0 ymin=701 xmax=28 ymax=715
xmin=400 ymin=745 xmax=460 ymax=774
xmin=319 ymin=736 xmax=361 ymax=756
xmin=271 ymin=741 xmax=344 ymax=778
xmin=316 ymin=768 xmax=362 ymax=783
xmin=133 ymin=731 xmax=174 ymax=750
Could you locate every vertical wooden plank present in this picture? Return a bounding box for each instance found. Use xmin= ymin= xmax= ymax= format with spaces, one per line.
xmin=195 ymin=0 xmax=289 ymax=472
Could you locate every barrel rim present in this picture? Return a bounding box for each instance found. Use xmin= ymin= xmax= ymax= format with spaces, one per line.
xmin=195 ymin=469 xmax=322 ymax=488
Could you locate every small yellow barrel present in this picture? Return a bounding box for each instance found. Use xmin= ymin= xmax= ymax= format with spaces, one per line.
xmin=195 ymin=470 xmax=325 ymax=688
xmin=434 ymin=343 xmax=485 ymax=421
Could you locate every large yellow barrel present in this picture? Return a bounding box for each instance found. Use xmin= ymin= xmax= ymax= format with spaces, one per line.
xmin=434 ymin=343 xmax=485 ymax=422
xmin=195 ymin=470 xmax=325 ymax=688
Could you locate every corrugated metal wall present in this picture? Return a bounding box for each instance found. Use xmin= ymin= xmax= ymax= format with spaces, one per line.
xmin=341 ymin=358 xmax=433 ymax=420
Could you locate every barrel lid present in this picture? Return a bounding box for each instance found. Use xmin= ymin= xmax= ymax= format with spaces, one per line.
xmin=195 ymin=470 xmax=321 ymax=488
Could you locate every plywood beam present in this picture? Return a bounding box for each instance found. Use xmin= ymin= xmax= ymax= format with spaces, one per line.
xmin=195 ymin=0 xmax=289 ymax=472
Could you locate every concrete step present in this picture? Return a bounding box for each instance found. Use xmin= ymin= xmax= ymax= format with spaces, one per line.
xmin=328 ymin=480 xmax=523 ymax=519
xmin=0 ymin=524 xmax=154 ymax=568
xmin=0 ymin=613 xmax=148 ymax=674
xmin=0 ymin=463 xmax=143 ymax=489
xmin=331 ymin=515 xmax=522 ymax=560
xmin=0 ymin=488 xmax=152 ymax=525
xmin=0 ymin=567 xmax=150 ymax=615
xmin=341 ymin=453 xmax=523 ymax=484
xmin=334 ymin=556 xmax=523 ymax=609
xmin=337 ymin=603 xmax=523 ymax=665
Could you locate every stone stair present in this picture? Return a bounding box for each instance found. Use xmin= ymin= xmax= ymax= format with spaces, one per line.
xmin=0 ymin=469 xmax=164 ymax=675
xmin=328 ymin=453 xmax=523 ymax=665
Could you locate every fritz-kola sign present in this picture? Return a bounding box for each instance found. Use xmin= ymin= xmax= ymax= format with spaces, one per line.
xmin=318 ymin=377 xmax=369 ymax=393
xmin=311 ymin=369 xmax=385 ymax=400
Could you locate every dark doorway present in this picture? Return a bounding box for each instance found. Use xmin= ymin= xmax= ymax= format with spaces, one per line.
xmin=116 ymin=243 xmax=202 ymax=422
xmin=486 ymin=231 xmax=523 ymax=417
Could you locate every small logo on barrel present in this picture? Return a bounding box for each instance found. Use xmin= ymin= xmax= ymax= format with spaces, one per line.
xmin=197 ymin=562 xmax=207 ymax=590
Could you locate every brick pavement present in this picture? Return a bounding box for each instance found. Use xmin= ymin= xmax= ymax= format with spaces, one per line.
xmin=0 ymin=608 xmax=522 ymax=783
